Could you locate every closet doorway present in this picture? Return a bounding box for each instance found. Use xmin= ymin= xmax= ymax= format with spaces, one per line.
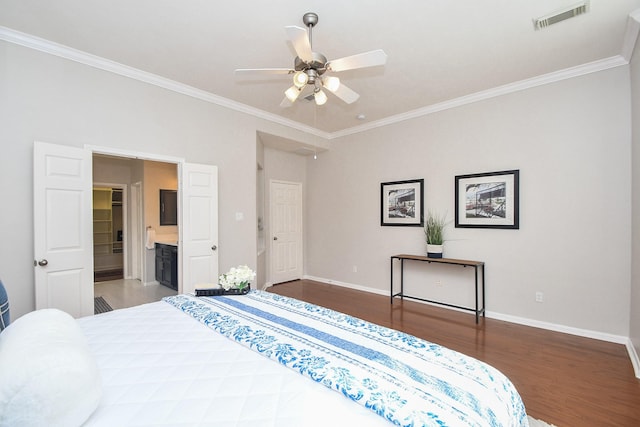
xmin=93 ymin=185 xmax=125 ymax=282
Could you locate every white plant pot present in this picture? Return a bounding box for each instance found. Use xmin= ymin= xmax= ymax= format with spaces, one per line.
xmin=426 ymin=244 xmax=443 ymax=259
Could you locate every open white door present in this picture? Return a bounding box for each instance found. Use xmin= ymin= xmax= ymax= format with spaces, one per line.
xmin=181 ymin=163 xmax=218 ymax=294
xmin=33 ymin=141 xmax=94 ymax=317
xmin=270 ymin=180 xmax=303 ymax=284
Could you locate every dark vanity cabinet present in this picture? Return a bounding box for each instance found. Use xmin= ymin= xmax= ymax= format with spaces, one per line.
xmin=155 ymin=243 xmax=178 ymax=290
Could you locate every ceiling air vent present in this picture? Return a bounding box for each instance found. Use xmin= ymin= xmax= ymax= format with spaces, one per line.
xmin=533 ymin=1 xmax=590 ymax=30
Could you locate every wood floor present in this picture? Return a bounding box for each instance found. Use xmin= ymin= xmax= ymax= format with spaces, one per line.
xmin=267 ymin=279 xmax=640 ymax=427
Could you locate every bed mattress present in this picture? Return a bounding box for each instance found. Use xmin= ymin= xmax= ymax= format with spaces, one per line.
xmin=78 ymin=291 xmax=528 ymax=426
xmin=78 ymin=298 xmax=390 ymax=426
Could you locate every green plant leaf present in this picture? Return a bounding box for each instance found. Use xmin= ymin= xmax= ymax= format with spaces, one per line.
xmin=424 ymin=211 xmax=446 ymax=245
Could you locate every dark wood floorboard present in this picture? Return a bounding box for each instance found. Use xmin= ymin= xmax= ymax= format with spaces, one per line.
xmin=267 ymin=279 xmax=640 ymax=427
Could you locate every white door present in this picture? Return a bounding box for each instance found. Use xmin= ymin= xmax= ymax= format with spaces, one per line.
xmin=181 ymin=163 xmax=218 ymax=294
xmin=33 ymin=141 xmax=94 ymax=317
xmin=270 ymin=180 xmax=303 ymax=284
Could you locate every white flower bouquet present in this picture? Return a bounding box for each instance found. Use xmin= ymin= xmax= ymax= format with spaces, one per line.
xmin=219 ymin=265 xmax=256 ymax=292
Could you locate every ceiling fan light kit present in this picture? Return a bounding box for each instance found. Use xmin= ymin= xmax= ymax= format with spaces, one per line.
xmin=323 ymin=76 xmax=340 ymax=92
xmin=293 ymin=71 xmax=309 ymax=88
xmin=235 ymin=12 xmax=387 ymax=107
xmin=284 ymin=86 xmax=302 ymax=102
xmin=314 ymin=89 xmax=328 ymax=105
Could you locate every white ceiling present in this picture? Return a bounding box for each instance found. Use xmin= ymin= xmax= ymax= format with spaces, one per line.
xmin=1 ymin=0 xmax=640 ymax=137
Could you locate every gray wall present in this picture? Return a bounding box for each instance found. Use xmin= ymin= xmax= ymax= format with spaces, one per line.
xmin=306 ymin=67 xmax=632 ymax=338
xmin=0 ymin=40 xmax=317 ymax=319
xmin=0 ymin=34 xmax=636 ymax=346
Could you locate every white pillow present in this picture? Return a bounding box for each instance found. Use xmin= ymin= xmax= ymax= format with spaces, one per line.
xmin=0 ymin=309 xmax=102 ymax=427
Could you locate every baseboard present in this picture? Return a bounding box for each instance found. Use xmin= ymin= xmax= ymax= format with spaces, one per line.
xmin=302 ymin=275 xmax=630 ymax=346
xmin=627 ymin=339 xmax=640 ymax=379
xmin=487 ymin=311 xmax=628 ymax=345
xmin=303 ymin=275 xmax=389 ymax=297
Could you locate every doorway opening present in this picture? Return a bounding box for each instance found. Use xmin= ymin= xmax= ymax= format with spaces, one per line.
xmin=34 ymin=142 xmax=219 ymax=317
xmin=92 ymin=185 xmax=124 ymax=282
xmin=92 ymin=154 xmax=179 ymax=312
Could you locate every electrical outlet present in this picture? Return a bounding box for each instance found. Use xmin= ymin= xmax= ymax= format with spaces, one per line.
xmin=435 ymin=280 xmax=442 ymax=287
xmin=352 ymin=265 xmax=358 ymax=273
xmin=535 ymin=292 xmax=544 ymax=303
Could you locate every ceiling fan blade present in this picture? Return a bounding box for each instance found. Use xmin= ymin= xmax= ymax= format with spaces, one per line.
xmin=326 ymin=49 xmax=388 ymax=72
xmin=324 ymin=80 xmax=360 ymax=104
xmin=280 ymin=97 xmax=294 ymax=108
xmin=235 ymin=68 xmax=293 ymax=77
xmin=285 ymin=26 xmax=313 ymax=63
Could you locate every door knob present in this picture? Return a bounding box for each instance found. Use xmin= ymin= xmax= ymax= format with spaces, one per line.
xmin=37 ymin=259 xmax=48 ymax=266
xmin=211 ymin=245 xmax=217 ymax=251
xmin=273 ymin=237 xmax=278 ymax=241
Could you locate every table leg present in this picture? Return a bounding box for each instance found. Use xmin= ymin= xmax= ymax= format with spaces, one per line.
xmin=390 ymin=257 xmax=394 ymax=304
xmin=482 ymin=265 xmax=486 ymax=318
xmin=474 ymin=266 xmax=479 ymax=324
xmin=400 ymin=259 xmax=404 ymax=301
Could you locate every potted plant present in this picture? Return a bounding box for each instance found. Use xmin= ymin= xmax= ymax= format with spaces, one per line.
xmin=424 ymin=211 xmax=446 ymax=258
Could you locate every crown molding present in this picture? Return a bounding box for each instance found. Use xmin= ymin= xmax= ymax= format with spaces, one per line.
xmin=621 ymin=9 xmax=640 ymax=62
xmin=0 ymin=26 xmax=331 ymax=140
xmin=329 ymin=55 xmax=628 ymax=139
xmin=0 ymin=24 xmax=635 ymax=142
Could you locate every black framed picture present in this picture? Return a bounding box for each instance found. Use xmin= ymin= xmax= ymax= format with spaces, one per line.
xmin=380 ymin=179 xmax=424 ymax=226
xmin=455 ymin=170 xmax=519 ymax=229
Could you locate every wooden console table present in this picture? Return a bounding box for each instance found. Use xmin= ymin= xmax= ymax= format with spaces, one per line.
xmin=390 ymin=254 xmax=485 ymax=323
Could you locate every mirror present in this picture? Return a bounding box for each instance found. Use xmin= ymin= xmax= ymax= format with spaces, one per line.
xmin=159 ymin=189 xmax=177 ymax=226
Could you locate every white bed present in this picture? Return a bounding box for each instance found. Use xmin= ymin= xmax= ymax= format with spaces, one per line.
xmin=79 ymin=295 xmax=391 ymax=427
xmin=0 ymin=291 xmax=530 ymax=426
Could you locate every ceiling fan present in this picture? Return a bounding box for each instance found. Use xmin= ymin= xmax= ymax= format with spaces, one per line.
xmin=235 ymin=12 xmax=387 ymax=107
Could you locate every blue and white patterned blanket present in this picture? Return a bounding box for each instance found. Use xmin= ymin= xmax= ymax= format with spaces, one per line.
xmin=163 ymin=291 xmax=529 ymax=427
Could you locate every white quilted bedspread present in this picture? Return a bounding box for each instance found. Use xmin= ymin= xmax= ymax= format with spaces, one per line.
xmin=77 ymin=300 xmax=390 ymax=427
